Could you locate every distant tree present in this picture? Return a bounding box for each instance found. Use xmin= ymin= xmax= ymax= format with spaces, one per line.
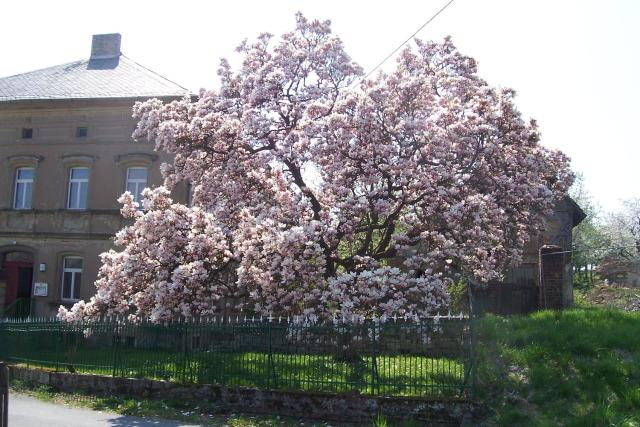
xmin=569 ymin=174 xmax=611 ymax=283
xmin=621 ymin=198 xmax=640 ymax=256
xmin=59 ymin=14 xmax=573 ymax=322
xmin=604 ymin=198 xmax=640 ymax=259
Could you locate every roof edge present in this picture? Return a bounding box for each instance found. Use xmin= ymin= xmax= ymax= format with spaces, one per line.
xmin=564 ymin=196 xmax=587 ymax=227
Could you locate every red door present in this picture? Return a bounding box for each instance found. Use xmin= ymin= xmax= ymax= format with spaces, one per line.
xmin=2 ymin=261 xmax=33 ymax=306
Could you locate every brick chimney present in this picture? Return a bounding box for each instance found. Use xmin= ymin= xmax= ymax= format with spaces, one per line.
xmin=90 ymin=33 xmax=121 ymax=59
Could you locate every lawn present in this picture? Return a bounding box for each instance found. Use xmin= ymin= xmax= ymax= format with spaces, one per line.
xmin=6 ymin=348 xmax=466 ymax=397
xmin=476 ymin=307 xmax=640 ymax=426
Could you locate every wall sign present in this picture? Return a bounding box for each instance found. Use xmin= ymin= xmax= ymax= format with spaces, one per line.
xmin=33 ymin=282 xmax=48 ymax=297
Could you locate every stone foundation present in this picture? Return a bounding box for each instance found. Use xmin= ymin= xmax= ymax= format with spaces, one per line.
xmin=8 ymin=366 xmax=482 ymax=425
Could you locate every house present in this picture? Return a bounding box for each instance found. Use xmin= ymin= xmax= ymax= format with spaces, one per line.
xmin=0 ymin=34 xmax=189 ymax=318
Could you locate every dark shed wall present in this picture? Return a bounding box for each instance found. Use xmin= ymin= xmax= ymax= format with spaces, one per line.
xmin=477 ymin=197 xmax=583 ymax=314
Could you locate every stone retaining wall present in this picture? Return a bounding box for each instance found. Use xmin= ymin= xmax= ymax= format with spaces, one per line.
xmin=8 ymin=366 xmax=481 ymax=425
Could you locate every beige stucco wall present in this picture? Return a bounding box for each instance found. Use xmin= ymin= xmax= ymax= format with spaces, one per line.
xmin=0 ymin=98 xmax=186 ymax=317
xmin=0 ymin=99 xmax=176 ymax=210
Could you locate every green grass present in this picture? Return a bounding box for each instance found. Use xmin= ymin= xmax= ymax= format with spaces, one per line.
xmin=476 ymin=307 xmax=640 ymax=426
xmin=5 ymin=348 xmax=466 ymax=397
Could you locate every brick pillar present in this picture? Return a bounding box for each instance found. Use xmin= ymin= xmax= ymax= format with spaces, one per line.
xmin=539 ymin=245 xmax=565 ymax=309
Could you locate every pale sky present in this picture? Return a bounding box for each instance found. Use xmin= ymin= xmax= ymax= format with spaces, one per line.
xmin=2 ymin=0 xmax=638 ymax=211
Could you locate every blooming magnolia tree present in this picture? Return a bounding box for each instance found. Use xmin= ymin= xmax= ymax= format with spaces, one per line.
xmin=59 ymin=189 xmax=234 ymax=322
xmin=60 ymin=14 xmax=572 ymax=322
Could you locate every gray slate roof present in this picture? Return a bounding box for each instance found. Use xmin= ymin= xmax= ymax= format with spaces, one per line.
xmin=0 ymin=55 xmax=189 ymax=102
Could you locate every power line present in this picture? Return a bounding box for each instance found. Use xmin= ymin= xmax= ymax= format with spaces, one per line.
xmin=360 ymin=0 xmax=456 ymax=82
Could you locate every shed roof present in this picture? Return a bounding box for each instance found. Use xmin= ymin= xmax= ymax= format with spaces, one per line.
xmin=565 ymin=196 xmax=587 ymax=227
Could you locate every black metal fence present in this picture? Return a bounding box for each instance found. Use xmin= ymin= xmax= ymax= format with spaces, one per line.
xmin=0 ymin=316 xmax=473 ymax=398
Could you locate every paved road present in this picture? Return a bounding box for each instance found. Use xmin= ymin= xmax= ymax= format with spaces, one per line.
xmin=8 ymin=394 xmax=202 ymax=427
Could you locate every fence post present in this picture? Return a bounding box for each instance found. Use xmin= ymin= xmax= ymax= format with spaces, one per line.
xmin=54 ymin=322 xmax=60 ymax=373
xmin=111 ymin=319 xmax=120 ymax=378
xmin=267 ymin=319 xmax=274 ymax=389
xmin=371 ymin=321 xmax=379 ymax=395
xmin=467 ymin=276 xmax=478 ymax=399
xmin=181 ymin=321 xmax=188 ymax=384
xmin=1 ymin=362 xmax=8 ymax=427
xmin=468 ymin=310 xmax=477 ymax=400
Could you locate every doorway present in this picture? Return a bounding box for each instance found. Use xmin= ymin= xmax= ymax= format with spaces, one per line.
xmin=1 ymin=251 xmax=34 ymax=318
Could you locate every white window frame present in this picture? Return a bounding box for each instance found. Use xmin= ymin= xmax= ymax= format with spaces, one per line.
xmin=61 ymin=256 xmax=83 ymax=301
xmin=125 ymin=167 xmax=148 ymax=204
xmin=13 ymin=167 xmax=34 ymax=210
xmin=67 ymin=167 xmax=89 ymax=210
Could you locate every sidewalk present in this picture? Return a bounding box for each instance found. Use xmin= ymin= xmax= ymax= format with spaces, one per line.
xmin=8 ymin=393 xmax=201 ymax=427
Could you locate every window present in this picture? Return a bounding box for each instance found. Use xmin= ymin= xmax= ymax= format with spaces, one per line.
xmin=67 ymin=167 xmax=89 ymax=209
xmin=21 ymin=128 xmax=33 ymax=139
xmin=61 ymin=257 xmax=82 ymax=301
xmin=126 ymin=167 xmax=147 ymax=204
xmin=13 ymin=167 xmax=34 ymax=210
xmin=76 ymin=127 xmax=88 ymax=138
